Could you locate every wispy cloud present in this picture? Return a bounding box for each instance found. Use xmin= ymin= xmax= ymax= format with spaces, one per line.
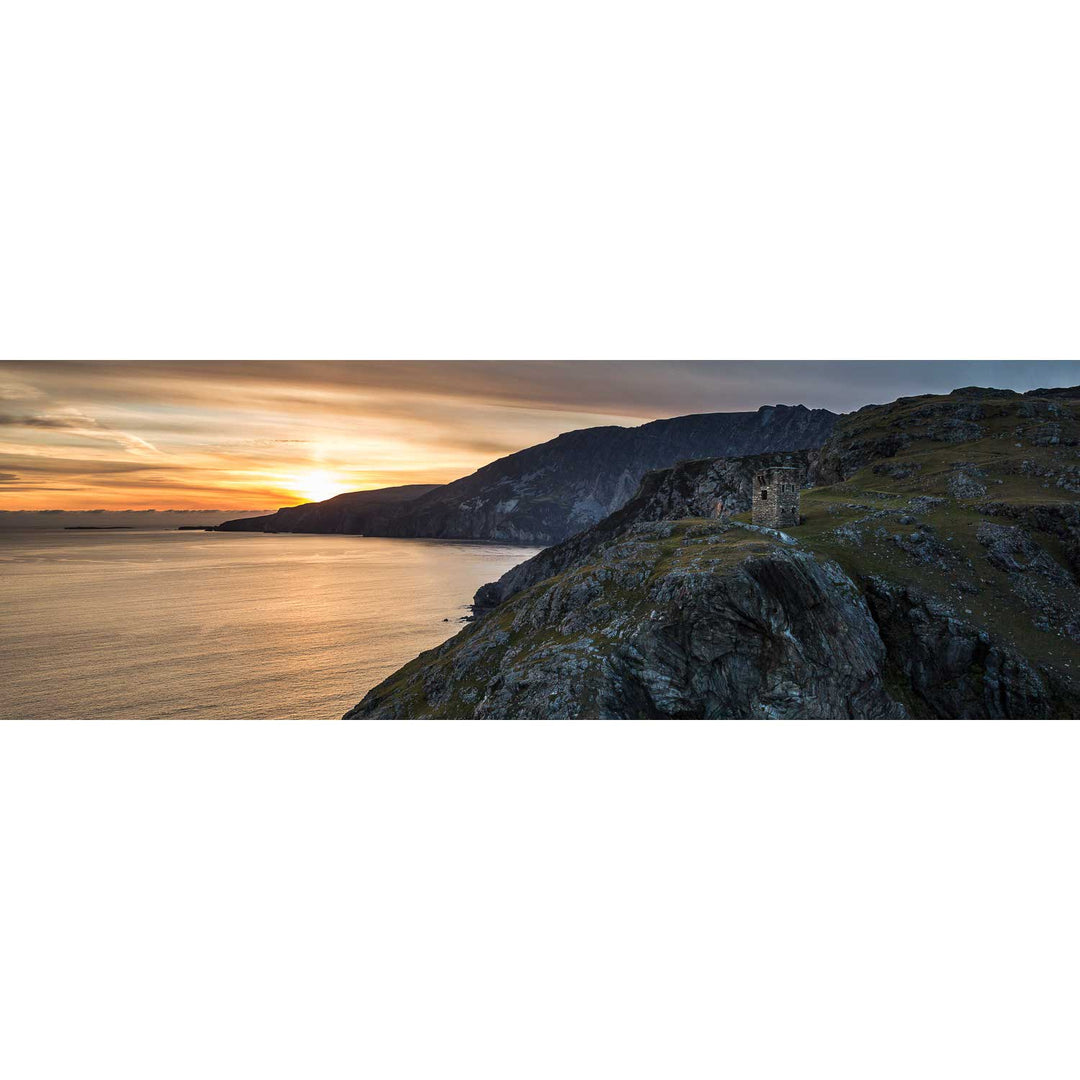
xmin=0 ymin=409 xmax=164 ymax=457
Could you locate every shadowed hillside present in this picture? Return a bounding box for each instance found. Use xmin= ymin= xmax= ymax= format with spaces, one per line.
xmin=215 ymin=485 xmax=442 ymax=534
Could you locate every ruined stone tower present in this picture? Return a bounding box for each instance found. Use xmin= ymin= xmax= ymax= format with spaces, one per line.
xmin=752 ymin=466 xmax=800 ymax=529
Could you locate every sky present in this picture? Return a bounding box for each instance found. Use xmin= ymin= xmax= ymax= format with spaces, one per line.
xmin=1 ymin=360 xmax=1078 ymax=511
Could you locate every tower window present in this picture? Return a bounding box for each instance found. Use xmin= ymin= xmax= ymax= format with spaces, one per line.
xmin=761 ymin=489 xmax=768 ymax=500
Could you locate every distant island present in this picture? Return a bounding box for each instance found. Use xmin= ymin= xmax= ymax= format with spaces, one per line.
xmin=64 ymin=525 xmax=134 ymax=530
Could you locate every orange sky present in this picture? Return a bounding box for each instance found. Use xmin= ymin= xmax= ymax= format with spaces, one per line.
xmin=0 ymin=361 xmax=652 ymax=509
xmin=1 ymin=361 xmax=1076 ymax=510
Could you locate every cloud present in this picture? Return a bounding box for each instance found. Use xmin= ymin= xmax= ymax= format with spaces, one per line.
xmin=7 ymin=360 xmax=1080 ymax=422
xmin=0 ymin=453 xmax=166 ymax=477
xmin=0 ymin=409 xmax=164 ymax=456
xmin=0 ymin=415 xmax=76 ymax=428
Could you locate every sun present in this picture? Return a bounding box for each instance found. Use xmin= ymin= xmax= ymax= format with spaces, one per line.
xmin=294 ymin=471 xmax=344 ymax=503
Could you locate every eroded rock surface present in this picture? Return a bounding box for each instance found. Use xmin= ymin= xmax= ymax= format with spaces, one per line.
xmin=348 ymin=525 xmax=905 ymax=719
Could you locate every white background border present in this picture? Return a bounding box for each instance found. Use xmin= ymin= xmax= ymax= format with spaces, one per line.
xmin=3 ymin=722 xmax=1079 ymax=1079
xmin=2 ymin=1 xmax=1078 ymax=360
xmin=2 ymin=3 xmax=1080 ymax=1077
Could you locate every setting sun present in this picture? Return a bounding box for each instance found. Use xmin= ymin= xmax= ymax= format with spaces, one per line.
xmin=295 ymin=471 xmax=345 ymax=504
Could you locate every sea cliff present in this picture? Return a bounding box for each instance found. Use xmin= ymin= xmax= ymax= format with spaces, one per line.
xmin=346 ymin=385 xmax=1080 ymax=718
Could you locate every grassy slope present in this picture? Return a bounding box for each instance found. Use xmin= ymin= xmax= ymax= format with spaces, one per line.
xmin=734 ymin=389 xmax=1080 ymax=695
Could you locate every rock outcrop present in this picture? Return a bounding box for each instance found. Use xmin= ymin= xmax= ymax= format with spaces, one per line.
xmin=347 ymin=521 xmax=905 ymax=719
xmin=863 ymin=576 xmax=1073 ymax=718
xmin=472 ymin=450 xmax=812 ymax=613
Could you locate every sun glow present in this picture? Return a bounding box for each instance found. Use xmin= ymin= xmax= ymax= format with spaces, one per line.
xmin=294 ymin=471 xmax=345 ymax=503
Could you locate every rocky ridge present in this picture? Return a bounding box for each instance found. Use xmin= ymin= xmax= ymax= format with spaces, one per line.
xmin=346 ymin=385 xmax=1080 ymax=719
xmin=472 ymin=450 xmax=813 ymax=613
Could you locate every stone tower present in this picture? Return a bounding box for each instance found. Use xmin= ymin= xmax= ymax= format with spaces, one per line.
xmin=752 ymin=466 xmax=800 ymax=529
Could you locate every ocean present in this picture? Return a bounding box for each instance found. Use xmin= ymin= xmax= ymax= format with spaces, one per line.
xmin=0 ymin=529 xmax=539 ymax=719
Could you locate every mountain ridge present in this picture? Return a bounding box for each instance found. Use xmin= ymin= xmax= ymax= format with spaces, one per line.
xmin=217 ymin=404 xmax=837 ymax=545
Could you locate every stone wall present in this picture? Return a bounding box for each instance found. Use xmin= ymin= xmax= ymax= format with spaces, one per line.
xmin=752 ymin=467 xmax=800 ymax=528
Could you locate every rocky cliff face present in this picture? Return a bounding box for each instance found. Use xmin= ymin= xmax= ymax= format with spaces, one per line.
xmin=346 ymin=385 xmax=1080 ymax=719
xmin=472 ymin=450 xmax=813 ymax=613
xmin=346 ymin=520 xmax=904 ymax=719
xmin=219 ymin=405 xmax=837 ymax=544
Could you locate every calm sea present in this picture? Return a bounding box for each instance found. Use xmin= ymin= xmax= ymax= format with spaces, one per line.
xmin=0 ymin=529 xmax=538 ymax=719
